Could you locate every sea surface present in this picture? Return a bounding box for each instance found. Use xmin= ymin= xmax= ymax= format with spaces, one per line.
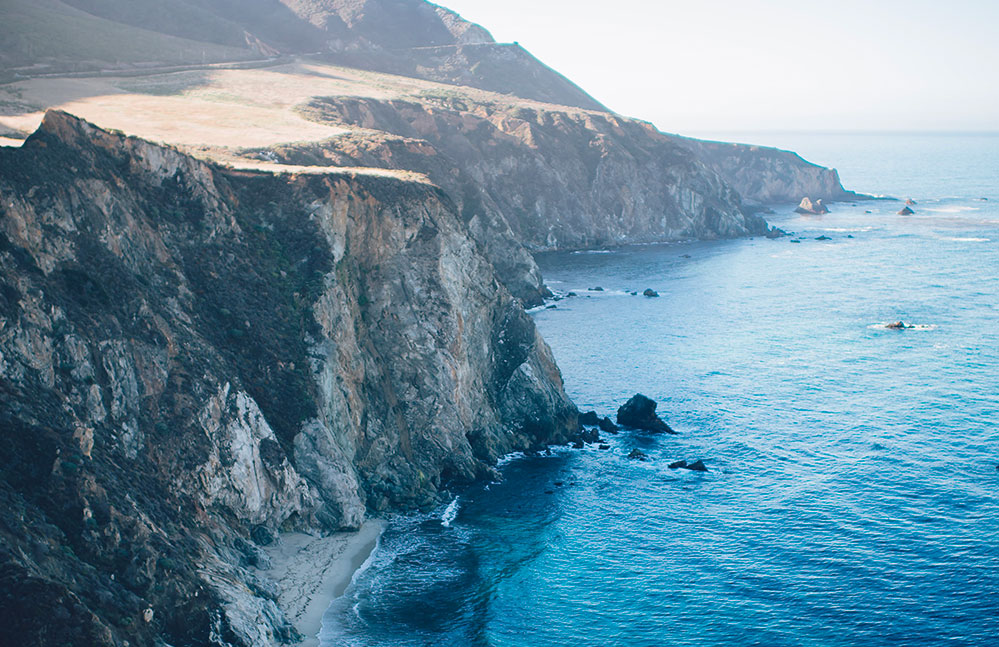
xmin=320 ymin=133 xmax=999 ymax=646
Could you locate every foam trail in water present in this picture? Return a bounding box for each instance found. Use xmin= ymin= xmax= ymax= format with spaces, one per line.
xmin=441 ymin=497 xmax=460 ymax=528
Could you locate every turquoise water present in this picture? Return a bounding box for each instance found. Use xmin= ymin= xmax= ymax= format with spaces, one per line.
xmin=321 ymin=134 xmax=999 ymax=646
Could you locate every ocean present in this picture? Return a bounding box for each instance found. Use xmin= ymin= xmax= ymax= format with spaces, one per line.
xmin=320 ymin=133 xmax=999 ymax=646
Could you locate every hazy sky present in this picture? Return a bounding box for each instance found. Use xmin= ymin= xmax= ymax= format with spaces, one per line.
xmin=440 ymin=0 xmax=999 ymax=134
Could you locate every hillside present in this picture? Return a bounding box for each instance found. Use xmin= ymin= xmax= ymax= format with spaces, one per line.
xmin=0 ymin=0 xmax=605 ymax=110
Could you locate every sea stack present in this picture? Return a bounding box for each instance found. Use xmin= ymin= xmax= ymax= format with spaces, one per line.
xmin=795 ymin=197 xmax=830 ymax=215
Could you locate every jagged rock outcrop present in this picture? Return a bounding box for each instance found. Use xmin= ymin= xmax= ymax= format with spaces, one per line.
xmin=676 ymin=137 xmax=861 ymax=205
xmin=0 ymin=111 xmax=578 ymax=646
xmin=795 ymin=197 xmax=830 ymax=215
xmin=254 ymin=96 xmax=772 ymax=255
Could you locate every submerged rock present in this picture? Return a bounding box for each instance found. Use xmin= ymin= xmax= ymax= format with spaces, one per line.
xmin=617 ymin=394 xmax=676 ymax=434
xmin=815 ymin=235 xmax=832 ymax=241
xmin=627 ymin=449 xmax=649 ymax=461
xmin=643 ymin=289 xmax=659 ymax=298
xmin=795 ymin=197 xmax=830 ymax=215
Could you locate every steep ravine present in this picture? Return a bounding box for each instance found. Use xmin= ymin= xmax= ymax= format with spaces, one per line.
xmin=0 ymin=111 xmax=579 ymax=647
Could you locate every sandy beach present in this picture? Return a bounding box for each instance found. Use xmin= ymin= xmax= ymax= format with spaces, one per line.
xmin=262 ymin=519 xmax=387 ymax=647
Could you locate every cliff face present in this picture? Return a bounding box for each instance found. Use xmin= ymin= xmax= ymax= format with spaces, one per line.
xmin=0 ymin=111 xmax=578 ymax=646
xmin=260 ymin=97 xmax=771 ymax=254
xmin=676 ymin=137 xmax=857 ymax=205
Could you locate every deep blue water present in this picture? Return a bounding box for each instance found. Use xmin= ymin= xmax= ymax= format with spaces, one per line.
xmin=321 ymin=134 xmax=999 ymax=646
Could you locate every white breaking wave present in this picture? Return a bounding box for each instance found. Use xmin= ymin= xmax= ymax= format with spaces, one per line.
xmin=938 ymin=236 xmax=990 ymax=242
xmin=441 ymin=497 xmax=460 ymax=528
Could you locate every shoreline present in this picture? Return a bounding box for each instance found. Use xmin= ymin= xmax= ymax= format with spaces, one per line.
xmin=262 ymin=519 xmax=387 ymax=647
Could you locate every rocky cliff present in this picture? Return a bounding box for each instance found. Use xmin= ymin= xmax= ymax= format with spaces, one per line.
xmin=251 ymin=96 xmax=772 ymax=256
xmin=0 ymin=111 xmax=578 ymax=646
xmin=676 ymin=137 xmax=859 ymax=205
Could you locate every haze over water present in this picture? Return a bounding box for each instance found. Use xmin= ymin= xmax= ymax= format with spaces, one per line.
xmin=321 ymin=133 xmax=999 ymax=646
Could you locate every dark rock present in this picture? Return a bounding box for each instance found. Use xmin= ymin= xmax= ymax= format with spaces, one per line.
xmin=577 ymin=426 xmax=600 ymax=443
xmin=765 ymin=227 xmax=786 ymax=239
xmin=668 ymin=460 xmax=687 ymax=469
xmin=616 ymin=394 xmax=676 ymax=434
xmin=847 ymin=234 xmax=854 ymax=238
xmin=683 ymin=459 xmax=708 ymax=472
xmin=545 ymin=304 xmax=557 ymax=309
xmin=795 ymin=197 xmax=829 ymax=215
xmin=898 ymin=206 xmax=915 ymax=215
xmin=571 ymin=440 xmax=585 ymax=449
xmin=554 ymin=481 xmax=564 ymax=486
xmin=598 ymin=417 xmax=619 ymax=434
xmin=865 ymin=210 xmax=872 ymax=213
xmin=681 ymin=254 xmax=692 ymax=258
xmin=630 ymin=291 xmax=638 ymax=295
xmin=598 ymin=444 xmax=611 ymax=450
xmin=566 ymin=292 xmax=577 ymax=297
xmin=815 ymin=235 xmax=832 ymax=241
xmin=579 ymin=411 xmax=600 ymax=426
xmin=627 ymin=448 xmax=649 ymax=461
xmin=643 ymin=289 xmax=659 ymax=298
xmin=544 ymin=490 xmax=555 ymax=494
xmin=589 ymin=286 xmax=604 ymax=291
xmin=886 ymin=321 xmax=911 ymax=330
xmin=250 ymin=525 xmax=274 ymax=546
xmin=790 ymin=239 xmax=801 ymax=243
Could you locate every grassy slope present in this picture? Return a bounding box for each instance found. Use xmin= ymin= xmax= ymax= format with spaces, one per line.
xmin=0 ymin=0 xmax=257 ymax=74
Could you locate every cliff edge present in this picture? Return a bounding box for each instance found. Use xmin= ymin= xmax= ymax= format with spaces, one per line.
xmin=0 ymin=111 xmax=578 ymax=646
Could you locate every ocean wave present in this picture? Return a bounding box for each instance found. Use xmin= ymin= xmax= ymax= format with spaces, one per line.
xmin=572 ymin=249 xmax=615 ymax=254
xmin=938 ymin=236 xmax=990 ymax=242
xmin=822 ymin=227 xmax=875 ymax=232
xmin=923 ymin=206 xmax=980 ymax=214
xmin=441 ymin=497 xmax=460 ymax=528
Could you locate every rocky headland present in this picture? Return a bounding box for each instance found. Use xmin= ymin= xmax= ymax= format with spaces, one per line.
xmin=0 ymin=111 xmax=579 ymax=646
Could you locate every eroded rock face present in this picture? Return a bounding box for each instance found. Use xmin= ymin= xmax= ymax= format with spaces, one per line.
xmin=275 ymin=96 xmax=772 ymax=254
xmin=0 ymin=111 xmax=577 ymax=646
xmin=676 ymin=137 xmax=860 ymax=205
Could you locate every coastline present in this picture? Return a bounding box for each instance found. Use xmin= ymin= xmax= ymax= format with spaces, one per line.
xmin=262 ymin=519 xmax=387 ymax=647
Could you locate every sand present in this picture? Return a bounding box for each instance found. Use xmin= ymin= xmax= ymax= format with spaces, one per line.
xmin=262 ymin=519 xmax=387 ymax=647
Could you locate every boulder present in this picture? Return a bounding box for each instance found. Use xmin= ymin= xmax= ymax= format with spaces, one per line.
xmin=898 ymin=206 xmax=915 ymax=215
xmin=598 ymin=417 xmax=619 ymax=434
xmin=579 ymin=411 xmax=600 ymax=426
xmin=815 ymin=235 xmax=832 ymax=241
xmin=668 ymin=460 xmax=687 ymax=469
xmin=795 ymin=197 xmax=830 ymax=215
xmin=598 ymin=444 xmax=611 ymax=450
xmin=627 ymin=448 xmax=649 ymax=461
xmin=617 ymin=394 xmax=676 ymax=434
xmin=643 ymin=289 xmax=659 ymax=298
xmin=684 ymin=460 xmax=709 ymax=472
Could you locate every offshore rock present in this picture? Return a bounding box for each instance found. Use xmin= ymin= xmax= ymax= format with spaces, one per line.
xmin=643 ymin=289 xmax=659 ymax=298
xmin=0 ymin=111 xmax=578 ymax=647
xmin=898 ymin=206 xmax=915 ymax=215
xmin=617 ymin=394 xmax=676 ymax=434
xmin=795 ymin=197 xmax=830 ymax=215
xmin=627 ymin=449 xmax=649 ymax=461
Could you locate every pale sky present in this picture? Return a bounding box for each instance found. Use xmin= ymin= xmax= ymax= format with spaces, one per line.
xmin=439 ymin=0 xmax=999 ymax=134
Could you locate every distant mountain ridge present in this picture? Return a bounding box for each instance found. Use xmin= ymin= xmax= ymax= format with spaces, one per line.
xmin=0 ymin=0 xmax=606 ymax=110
